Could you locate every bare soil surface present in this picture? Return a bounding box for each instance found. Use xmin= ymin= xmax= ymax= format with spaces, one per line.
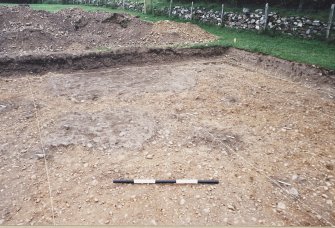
xmin=0 ymin=4 xmax=334 ymax=227
xmin=0 ymin=5 xmax=216 ymax=55
xmin=1 ymin=54 xmax=334 ymax=225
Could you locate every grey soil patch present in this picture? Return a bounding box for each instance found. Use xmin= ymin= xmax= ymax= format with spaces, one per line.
xmin=0 ymin=97 xmax=40 ymax=118
xmin=44 ymin=109 xmax=157 ymax=151
xmin=47 ymin=66 xmax=197 ymax=101
xmin=190 ymin=127 xmax=242 ymax=155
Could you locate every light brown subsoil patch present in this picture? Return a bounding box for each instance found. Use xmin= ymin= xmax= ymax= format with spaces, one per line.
xmin=144 ymin=20 xmax=217 ymax=45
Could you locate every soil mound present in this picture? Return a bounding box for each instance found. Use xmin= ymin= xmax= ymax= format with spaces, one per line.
xmin=145 ymin=20 xmax=216 ymax=45
xmin=0 ymin=5 xmax=216 ymax=55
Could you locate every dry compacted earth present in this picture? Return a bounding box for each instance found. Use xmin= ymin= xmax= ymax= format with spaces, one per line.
xmin=1 ymin=52 xmax=334 ymax=225
xmin=0 ymin=5 xmax=335 ymax=227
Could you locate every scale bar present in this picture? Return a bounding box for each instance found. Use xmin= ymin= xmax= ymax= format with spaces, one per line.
xmin=113 ymin=179 xmax=219 ymax=184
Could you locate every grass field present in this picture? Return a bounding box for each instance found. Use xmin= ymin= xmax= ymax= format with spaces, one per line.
xmin=1 ymin=3 xmax=335 ymax=70
xmin=199 ymin=25 xmax=335 ymax=70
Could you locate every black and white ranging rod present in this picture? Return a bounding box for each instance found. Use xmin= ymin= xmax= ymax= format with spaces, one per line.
xmin=113 ymin=179 xmax=219 ymax=184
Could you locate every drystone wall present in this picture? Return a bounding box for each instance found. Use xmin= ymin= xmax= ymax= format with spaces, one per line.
xmin=77 ymin=0 xmax=335 ymax=38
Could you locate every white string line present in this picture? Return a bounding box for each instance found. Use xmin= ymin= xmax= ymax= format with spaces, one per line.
xmin=1 ymin=89 xmax=57 ymax=223
xmin=27 ymin=78 xmax=56 ymax=225
xmin=203 ymin=129 xmax=334 ymax=227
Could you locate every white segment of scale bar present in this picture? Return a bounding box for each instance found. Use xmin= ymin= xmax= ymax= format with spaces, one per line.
xmin=134 ymin=179 xmax=156 ymax=184
xmin=176 ymin=179 xmax=198 ymax=184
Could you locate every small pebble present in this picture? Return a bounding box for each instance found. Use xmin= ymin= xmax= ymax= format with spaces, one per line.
xmin=203 ymin=208 xmax=210 ymax=214
xmin=292 ymin=174 xmax=298 ymax=181
xmin=87 ymin=143 xmax=93 ymax=148
xmin=276 ymin=202 xmax=286 ymax=211
xmin=35 ymin=154 xmax=45 ymax=159
xmin=227 ymin=204 xmax=235 ymax=211
xmin=325 ymin=163 xmax=333 ymax=170
xmin=288 ymin=187 xmax=299 ymax=198
xmin=146 ymin=154 xmax=154 ymax=159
